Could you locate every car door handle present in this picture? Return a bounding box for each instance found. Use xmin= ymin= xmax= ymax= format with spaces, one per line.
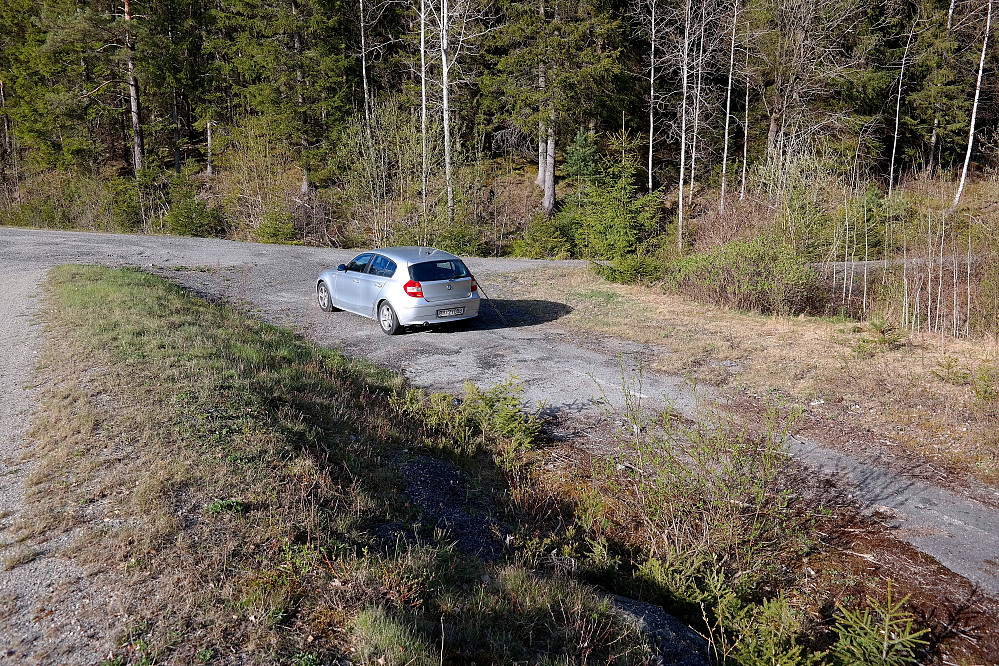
xmin=375 ymin=282 xmax=384 ymax=288
xmin=353 ymin=279 xmax=360 ymax=283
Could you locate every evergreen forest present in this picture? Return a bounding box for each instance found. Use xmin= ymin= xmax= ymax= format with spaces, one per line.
xmin=1 ymin=0 xmax=997 ymax=332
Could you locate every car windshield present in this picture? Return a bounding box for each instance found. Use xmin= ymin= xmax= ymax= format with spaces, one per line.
xmin=409 ymin=259 xmax=470 ymax=282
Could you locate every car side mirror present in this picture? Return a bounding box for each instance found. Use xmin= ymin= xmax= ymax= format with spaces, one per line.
xmin=337 ymin=264 xmax=346 ymax=272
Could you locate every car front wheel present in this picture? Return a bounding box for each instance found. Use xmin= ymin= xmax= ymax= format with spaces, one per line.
xmin=378 ymin=301 xmax=401 ymax=335
xmin=317 ymin=282 xmax=334 ymax=312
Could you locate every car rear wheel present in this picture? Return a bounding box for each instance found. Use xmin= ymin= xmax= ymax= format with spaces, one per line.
xmin=378 ymin=301 xmax=401 ymax=335
xmin=317 ymin=282 xmax=334 ymax=312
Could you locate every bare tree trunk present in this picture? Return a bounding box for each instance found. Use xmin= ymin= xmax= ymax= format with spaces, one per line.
xmin=903 ymin=237 xmax=909 ymax=326
xmin=0 ymin=63 xmax=11 ymax=195
xmin=206 ymin=120 xmax=214 ymax=177
xmin=952 ymin=0 xmax=991 ymax=210
xmin=688 ymin=14 xmax=705 ymax=206
xmin=440 ymin=0 xmax=455 ymax=224
xmin=420 ymin=0 xmax=429 ymax=240
xmin=953 ymin=230 xmax=958 ymax=337
xmin=124 ymin=0 xmax=143 ymax=174
xmin=536 ymin=67 xmax=546 ymax=188
xmin=966 ymin=230 xmax=972 ymax=337
xmin=936 ymin=211 xmax=945 ymax=331
xmin=0 ymin=72 xmax=9 ymax=157
xmin=739 ymin=32 xmax=749 ymax=201
xmin=926 ymin=210 xmax=933 ymax=332
xmin=720 ymin=0 xmax=738 ymax=213
xmin=536 ymin=0 xmax=547 ymax=188
xmin=842 ymin=205 xmax=849 ymax=303
xmin=676 ymin=0 xmax=692 ymax=250
xmin=171 ymin=87 xmax=181 ymax=174
xmin=928 ymin=0 xmax=958 ymax=176
xmin=647 ymin=0 xmax=657 ymax=192
xmin=542 ymin=123 xmax=556 ymax=214
xmin=889 ymin=26 xmax=914 ymax=198
xmin=360 ymin=0 xmax=372 ymax=142
xmin=863 ymin=204 xmax=869 ymax=313
xmin=292 ymin=4 xmax=309 ymax=196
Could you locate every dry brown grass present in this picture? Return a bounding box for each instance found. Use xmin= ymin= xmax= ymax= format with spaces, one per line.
xmin=494 ymin=265 xmax=999 ymax=486
xmin=1 ymin=545 xmax=40 ymax=571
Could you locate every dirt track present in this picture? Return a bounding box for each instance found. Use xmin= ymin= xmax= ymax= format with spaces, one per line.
xmin=1 ymin=227 xmax=998 ymax=659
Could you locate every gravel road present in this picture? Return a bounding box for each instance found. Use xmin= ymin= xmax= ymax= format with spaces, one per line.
xmin=1 ymin=226 xmax=998 ymax=649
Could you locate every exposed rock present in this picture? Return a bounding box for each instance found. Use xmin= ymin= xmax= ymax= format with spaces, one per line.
xmin=610 ymin=595 xmax=712 ymax=666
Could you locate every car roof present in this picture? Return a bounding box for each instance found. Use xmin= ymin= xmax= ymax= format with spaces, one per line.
xmin=369 ymin=246 xmax=462 ymax=265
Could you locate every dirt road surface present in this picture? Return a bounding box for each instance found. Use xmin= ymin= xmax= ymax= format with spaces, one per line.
xmin=1 ymin=227 xmax=998 ymax=655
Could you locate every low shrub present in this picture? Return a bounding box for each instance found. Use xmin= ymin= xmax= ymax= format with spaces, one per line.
xmin=660 ymin=235 xmax=820 ymax=315
xmin=255 ymin=205 xmax=299 ymax=244
xmin=390 ymin=375 xmax=545 ymax=464
xmin=165 ymin=170 xmax=226 ymax=238
xmin=513 ymin=211 xmax=574 ymax=259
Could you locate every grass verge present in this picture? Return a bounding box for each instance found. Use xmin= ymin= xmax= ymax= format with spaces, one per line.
xmin=31 ymin=265 xmax=647 ymax=664
xmin=25 ymin=265 xmax=953 ymax=664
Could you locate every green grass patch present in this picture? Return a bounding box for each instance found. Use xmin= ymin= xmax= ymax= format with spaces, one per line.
xmin=573 ymin=288 xmax=624 ymax=305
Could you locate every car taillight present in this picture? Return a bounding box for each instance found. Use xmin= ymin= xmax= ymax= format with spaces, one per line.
xmin=404 ymin=280 xmax=424 ymax=297
xmin=470 ymin=277 xmax=478 ymax=292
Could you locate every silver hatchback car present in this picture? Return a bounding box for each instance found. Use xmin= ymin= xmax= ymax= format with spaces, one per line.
xmin=316 ymin=246 xmax=481 ymax=334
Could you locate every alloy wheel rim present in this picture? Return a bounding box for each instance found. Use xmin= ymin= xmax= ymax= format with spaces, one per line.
xmin=318 ymin=286 xmax=329 ymax=309
xmin=380 ymin=305 xmax=392 ymax=330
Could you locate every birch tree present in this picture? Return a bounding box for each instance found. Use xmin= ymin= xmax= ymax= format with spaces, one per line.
xmin=952 ymin=0 xmax=992 ymax=210
xmin=888 ymin=24 xmax=915 ymax=198
xmin=121 ymin=0 xmax=144 ymax=173
xmin=719 ymin=0 xmax=739 ymax=213
xmin=631 ymin=0 xmax=666 ymax=191
xmin=752 ymin=0 xmax=865 ymax=173
xmin=429 ymin=0 xmax=490 ymax=224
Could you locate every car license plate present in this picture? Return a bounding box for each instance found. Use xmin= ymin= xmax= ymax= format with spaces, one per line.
xmin=437 ymin=307 xmax=464 ymax=317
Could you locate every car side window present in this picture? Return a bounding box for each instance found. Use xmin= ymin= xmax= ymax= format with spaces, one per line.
xmin=346 ymin=253 xmax=372 ymax=272
xmin=369 ymin=254 xmax=397 ymax=278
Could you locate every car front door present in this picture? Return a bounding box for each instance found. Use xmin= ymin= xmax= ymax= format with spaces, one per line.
xmin=354 ymin=254 xmax=397 ymax=316
xmin=336 ymin=253 xmax=373 ymax=312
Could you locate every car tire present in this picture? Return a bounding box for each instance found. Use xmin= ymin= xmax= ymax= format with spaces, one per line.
xmin=317 ymin=282 xmax=334 ymax=312
xmin=378 ymin=301 xmax=401 ymax=335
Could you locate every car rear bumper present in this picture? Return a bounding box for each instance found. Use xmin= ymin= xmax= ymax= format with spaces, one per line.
xmin=394 ymin=295 xmax=480 ymax=326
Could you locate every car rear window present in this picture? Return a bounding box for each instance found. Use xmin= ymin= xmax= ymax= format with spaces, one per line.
xmin=409 ymin=259 xmax=470 ymax=282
